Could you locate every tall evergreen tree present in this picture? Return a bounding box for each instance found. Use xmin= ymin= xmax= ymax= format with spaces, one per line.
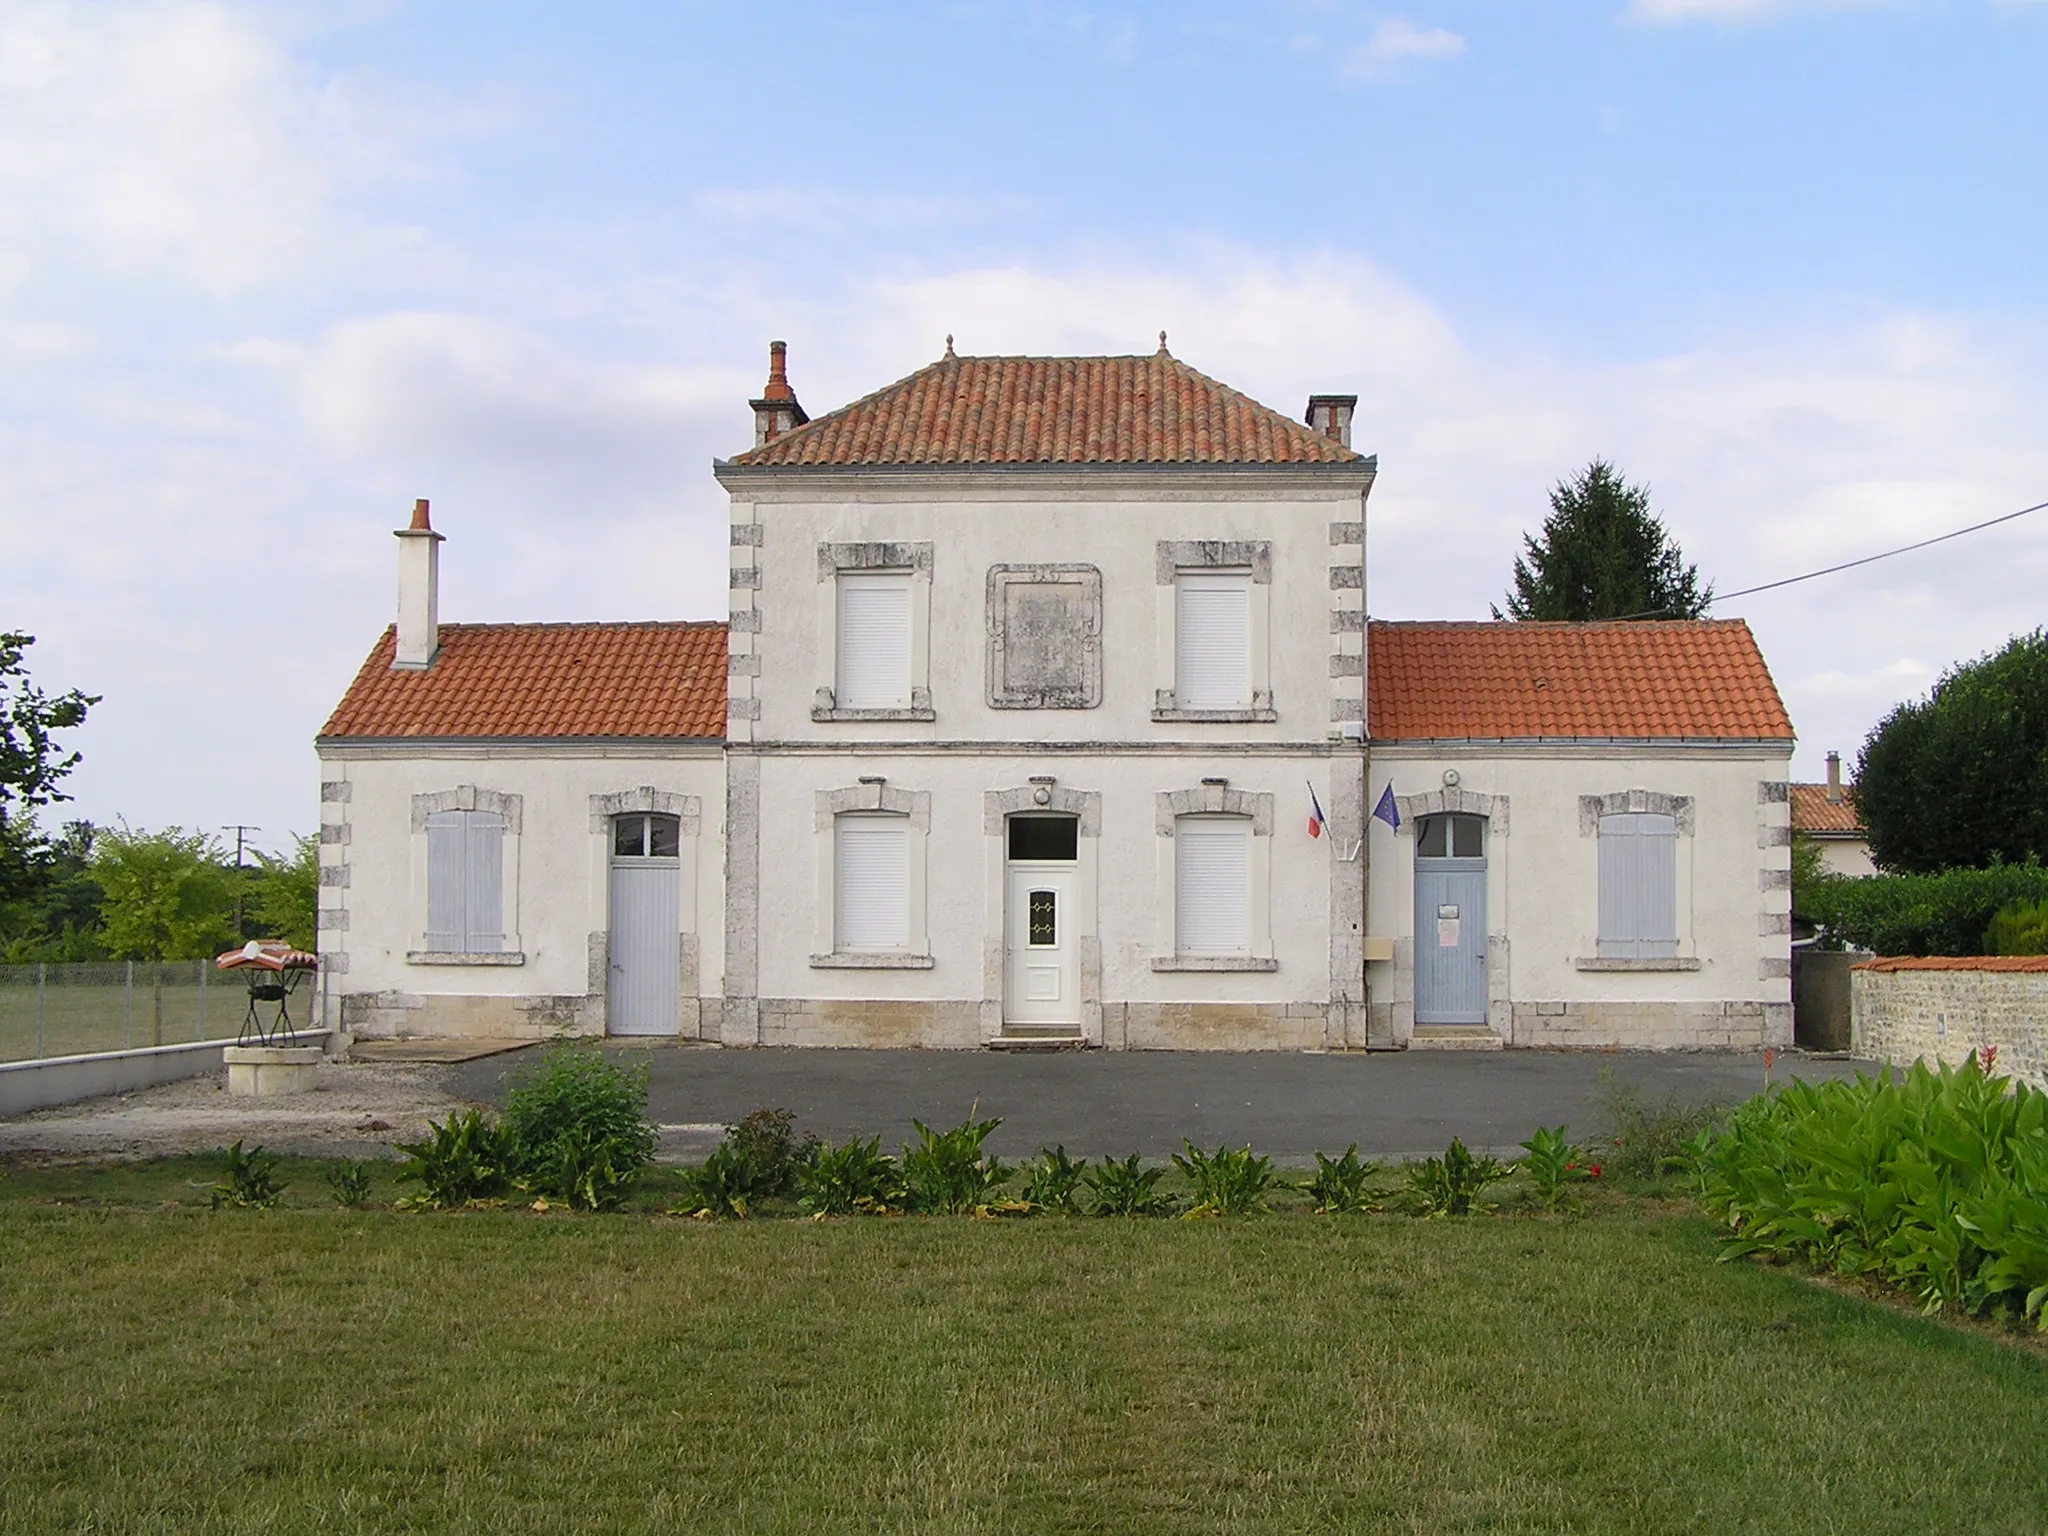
xmin=1496 ymin=460 xmax=1712 ymax=621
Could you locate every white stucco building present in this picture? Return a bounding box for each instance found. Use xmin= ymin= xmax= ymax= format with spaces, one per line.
xmin=315 ymin=341 xmax=1795 ymax=1051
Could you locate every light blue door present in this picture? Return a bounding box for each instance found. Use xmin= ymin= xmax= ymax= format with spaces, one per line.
xmin=1415 ymin=814 xmax=1488 ymax=1025
xmin=609 ymin=813 xmax=681 ymax=1037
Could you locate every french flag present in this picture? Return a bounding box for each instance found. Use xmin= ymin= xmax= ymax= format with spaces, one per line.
xmin=1306 ymin=781 xmax=1328 ymax=840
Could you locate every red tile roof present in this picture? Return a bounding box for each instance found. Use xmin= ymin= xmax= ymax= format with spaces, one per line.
xmin=1790 ymin=783 xmax=1866 ymax=837
xmin=726 ymin=351 xmax=1368 ymax=468
xmin=1855 ymin=956 xmax=2048 ymax=973
xmin=320 ymin=623 xmax=727 ymax=741
xmin=1367 ymin=620 xmax=1794 ymax=742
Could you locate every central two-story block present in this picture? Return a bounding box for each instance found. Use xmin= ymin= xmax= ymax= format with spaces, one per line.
xmin=716 ymin=339 xmax=1376 ymax=1050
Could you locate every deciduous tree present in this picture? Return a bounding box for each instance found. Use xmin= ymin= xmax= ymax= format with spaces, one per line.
xmin=93 ymin=826 xmax=235 ymax=1044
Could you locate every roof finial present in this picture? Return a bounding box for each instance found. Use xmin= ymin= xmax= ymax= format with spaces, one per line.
xmin=944 ymin=333 xmax=955 ymax=359
xmin=1157 ymin=330 xmax=1169 ymax=356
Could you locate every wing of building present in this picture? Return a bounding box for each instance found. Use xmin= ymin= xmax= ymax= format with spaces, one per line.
xmin=315 ymin=339 xmax=1796 ymax=1051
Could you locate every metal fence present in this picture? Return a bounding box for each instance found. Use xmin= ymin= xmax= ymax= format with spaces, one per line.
xmin=0 ymin=962 xmax=255 ymax=1064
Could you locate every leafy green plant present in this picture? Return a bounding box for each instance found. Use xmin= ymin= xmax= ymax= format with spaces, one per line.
xmin=501 ymin=1047 xmax=656 ymax=1211
xmin=1401 ymin=1138 xmax=1513 ymax=1218
xmin=902 ymin=1113 xmax=1012 ymax=1214
xmin=671 ymin=1109 xmax=819 ymax=1219
xmin=211 ymin=1140 xmax=285 ymax=1209
xmin=1594 ymin=1068 xmax=1724 ymax=1180
xmin=1691 ymin=1057 xmax=2048 ymax=1329
xmin=1173 ymin=1142 xmax=1279 ymax=1217
xmin=798 ymin=1136 xmax=905 ymax=1216
xmin=395 ymin=1110 xmax=514 ymax=1210
xmin=1518 ymin=1125 xmax=1598 ymax=1211
xmin=1083 ymin=1153 xmax=1176 ymax=1217
xmin=1303 ymin=1145 xmax=1385 ymax=1214
xmin=324 ymin=1158 xmax=374 ymax=1209
xmin=1984 ymin=899 xmax=2048 ymax=956
xmin=1800 ymin=860 xmax=2048 ymax=956
xmin=1019 ymin=1145 xmax=1088 ymax=1213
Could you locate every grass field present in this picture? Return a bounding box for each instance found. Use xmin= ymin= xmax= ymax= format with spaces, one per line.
xmin=3 ymin=1160 xmax=2045 ymax=1534
xmin=0 ymin=965 xmax=268 ymax=1061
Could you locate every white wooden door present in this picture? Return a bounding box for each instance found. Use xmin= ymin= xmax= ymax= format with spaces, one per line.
xmin=608 ymin=859 xmax=679 ymax=1036
xmin=1004 ymin=865 xmax=1079 ymax=1026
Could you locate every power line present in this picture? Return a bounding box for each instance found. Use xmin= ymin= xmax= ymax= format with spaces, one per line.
xmin=1614 ymin=495 xmax=2048 ymax=619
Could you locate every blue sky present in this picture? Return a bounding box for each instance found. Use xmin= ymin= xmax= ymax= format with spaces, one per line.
xmin=2 ymin=0 xmax=2045 ymax=850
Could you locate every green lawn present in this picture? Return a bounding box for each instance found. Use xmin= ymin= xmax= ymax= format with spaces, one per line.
xmin=2 ymin=1171 xmax=2044 ymax=1534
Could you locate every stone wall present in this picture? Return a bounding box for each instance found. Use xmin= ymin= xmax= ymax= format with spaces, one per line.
xmin=1509 ymin=999 xmax=1781 ymax=1050
xmin=1851 ymin=958 xmax=2048 ymax=1090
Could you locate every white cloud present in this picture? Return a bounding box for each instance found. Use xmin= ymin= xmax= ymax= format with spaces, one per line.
xmin=1341 ymin=17 xmax=1466 ymax=76
xmin=1623 ymin=0 xmax=1895 ymax=24
xmin=0 ymin=0 xmax=496 ymax=293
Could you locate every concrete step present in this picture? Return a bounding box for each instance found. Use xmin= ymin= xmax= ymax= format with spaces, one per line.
xmin=986 ymin=1032 xmax=1087 ymax=1051
xmin=1408 ymin=1026 xmax=1504 ymax=1051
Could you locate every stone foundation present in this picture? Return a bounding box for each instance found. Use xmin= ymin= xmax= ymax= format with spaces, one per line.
xmin=1852 ymin=960 xmax=2048 ymax=1090
xmin=759 ymin=999 xmax=983 ymax=1049
xmin=1508 ymin=999 xmax=1791 ymax=1050
xmin=1114 ymin=1002 xmax=1328 ymax=1052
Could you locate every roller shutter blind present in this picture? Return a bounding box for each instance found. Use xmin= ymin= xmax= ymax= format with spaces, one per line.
xmin=1597 ymin=812 xmax=1677 ymax=959
xmin=1176 ymin=816 xmax=1252 ymax=954
xmin=1175 ymin=572 xmax=1251 ymax=709
xmin=425 ymin=809 xmax=504 ymax=953
xmin=835 ymin=815 xmax=909 ymax=951
xmin=836 ymin=574 xmax=912 ymax=709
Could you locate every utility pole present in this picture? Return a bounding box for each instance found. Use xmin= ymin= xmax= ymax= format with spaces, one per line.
xmin=224 ymin=825 xmax=260 ymax=939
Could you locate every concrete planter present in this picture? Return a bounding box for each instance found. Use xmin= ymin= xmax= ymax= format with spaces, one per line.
xmin=222 ymin=1046 xmax=323 ymax=1097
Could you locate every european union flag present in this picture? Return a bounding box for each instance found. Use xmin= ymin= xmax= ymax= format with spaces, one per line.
xmin=1371 ymin=783 xmax=1400 ymax=831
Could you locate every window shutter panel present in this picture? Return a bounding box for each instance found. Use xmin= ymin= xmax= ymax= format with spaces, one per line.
xmin=1176 ymin=817 xmax=1251 ymax=954
xmin=837 ymin=576 xmax=911 ymax=708
xmin=464 ymin=813 xmax=504 ymax=953
xmin=835 ymin=816 xmax=909 ymax=951
xmin=1175 ymin=575 xmax=1250 ymax=709
xmin=426 ymin=812 xmax=466 ymax=950
xmin=1597 ymin=813 xmax=1677 ymax=958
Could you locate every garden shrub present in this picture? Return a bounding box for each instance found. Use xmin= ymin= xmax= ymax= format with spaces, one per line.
xmin=1302 ymin=1145 xmax=1384 ymax=1214
xmin=1019 ymin=1145 xmax=1087 ymax=1213
xmin=1082 ymin=1153 xmax=1175 ymax=1217
xmin=673 ymin=1108 xmax=820 ymax=1219
xmin=1173 ymin=1142 xmax=1279 ymax=1217
xmin=1801 ymin=861 xmax=2048 ymax=956
xmin=395 ymin=1110 xmax=515 ymax=1209
xmin=211 ymin=1140 xmax=286 ymax=1210
xmin=902 ymin=1114 xmax=1014 ymax=1214
xmin=1984 ymin=899 xmax=2048 ymax=956
xmin=501 ymin=1047 xmax=657 ymax=1210
xmin=1690 ymin=1055 xmax=2048 ymax=1328
xmin=1400 ymin=1138 xmax=1513 ymax=1217
xmin=1593 ymin=1068 xmax=1724 ymax=1180
xmin=799 ymin=1136 xmax=905 ymax=1216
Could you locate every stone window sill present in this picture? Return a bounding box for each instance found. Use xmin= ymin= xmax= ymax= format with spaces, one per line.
xmin=809 ymin=951 xmax=936 ymax=970
xmin=1151 ymin=708 xmax=1279 ymax=725
xmin=1152 ymin=955 xmax=1280 ymax=972
xmin=407 ymin=950 xmax=526 ymax=967
xmin=1574 ymin=956 xmax=1702 ymax=972
xmin=811 ymin=707 xmax=937 ymax=723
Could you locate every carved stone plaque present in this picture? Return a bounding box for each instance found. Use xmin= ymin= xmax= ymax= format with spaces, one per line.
xmin=986 ymin=564 xmax=1103 ymax=709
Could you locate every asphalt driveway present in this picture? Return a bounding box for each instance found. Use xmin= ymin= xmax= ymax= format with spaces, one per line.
xmin=455 ymin=1045 xmax=1871 ymax=1162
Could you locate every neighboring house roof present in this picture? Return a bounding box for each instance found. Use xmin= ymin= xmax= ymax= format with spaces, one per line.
xmin=319 ymin=622 xmax=727 ymax=741
xmin=724 ymin=351 xmax=1369 ymax=469
xmin=1790 ymin=783 xmax=1866 ymax=838
xmin=1367 ymin=619 xmax=1795 ymax=743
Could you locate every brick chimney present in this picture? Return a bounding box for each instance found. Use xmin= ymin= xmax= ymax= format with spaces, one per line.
xmin=1825 ymin=751 xmax=1844 ymax=804
xmin=1305 ymin=393 xmax=1357 ymax=450
xmin=751 ymin=340 xmax=809 ymax=447
xmin=392 ymin=498 xmax=443 ymax=670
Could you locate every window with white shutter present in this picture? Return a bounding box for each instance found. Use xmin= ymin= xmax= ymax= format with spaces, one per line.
xmin=835 ymin=813 xmax=910 ymax=951
xmin=1174 ymin=572 xmax=1252 ymax=710
xmin=1597 ymin=812 xmax=1678 ymax=959
xmin=425 ymin=809 xmax=505 ymax=954
xmin=836 ymin=573 xmax=912 ymax=709
xmin=1175 ymin=815 xmax=1252 ymax=955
